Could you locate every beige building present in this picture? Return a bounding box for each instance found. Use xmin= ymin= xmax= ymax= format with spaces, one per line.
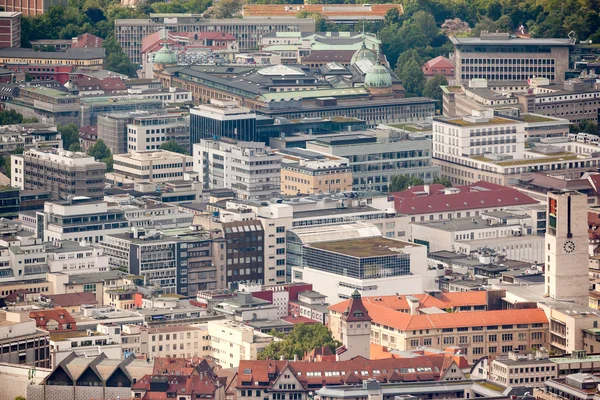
xmin=489 ymin=350 xmax=556 ymax=387
xmin=108 ymin=149 xmax=194 ymax=185
xmin=147 ymin=325 xmax=210 ymax=359
xmin=281 ymin=159 xmax=352 ymax=195
xmin=451 ymin=32 xmax=572 ymax=84
xmin=207 ymin=319 xmax=276 ymax=368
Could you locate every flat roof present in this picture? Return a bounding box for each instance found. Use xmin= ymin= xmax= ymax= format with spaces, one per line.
xmin=450 ymin=36 xmax=573 ymax=46
xmin=309 ymin=236 xmax=413 ymax=257
xmin=293 ymin=205 xmax=382 ymax=219
xmin=438 ymin=116 xmax=517 ymax=127
xmin=0 ymin=47 xmax=105 ymax=60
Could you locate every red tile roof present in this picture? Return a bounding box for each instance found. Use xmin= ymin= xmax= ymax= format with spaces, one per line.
xmin=132 ymin=374 xmax=218 ymax=399
xmin=71 ymin=76 xmax=126 ymax=92
xmin=329 ymin=301 xmax=547 ymax=331
xmin=72 ymin=33 xmax=103 ymax=49
xmin=392 ymin=181 xmax=538 ymax=215
xmin=341 ymin=291 xmax=372 ymax=322
xmin=44 ymin=292 xmax=98 ymax=307
xmin=281 ymin=315 xmax=318 ymax=325
xmin=422 ymin=56 xmax=455 ymax=76
xmin=358 ymin=291 xmax=488 ymax=311
xmin=141 ymin=31 xmax=236 ymax=54
xmin=30 ymin=308 xmax=76 ymax=328
xmin=236 ymin=355 xmax=459 ymax=388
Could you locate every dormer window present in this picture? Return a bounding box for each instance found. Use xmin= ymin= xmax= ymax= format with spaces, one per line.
xmin=354 ymin=312 xmax=363 ymax=317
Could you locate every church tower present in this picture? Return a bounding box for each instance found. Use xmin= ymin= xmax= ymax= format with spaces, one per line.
xmin=337 ymin=290 xmax=372 ymax=361
xmin=545 ymin=191 xmax=589 ymax=305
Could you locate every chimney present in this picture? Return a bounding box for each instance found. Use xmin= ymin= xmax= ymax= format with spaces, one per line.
xmin=424 ymin=184 xmax=430 ymax=195
xmin=406 ymin=295 xmax=419 ymax=315
xmin=293 ymin=354 xmax=298 ymax=362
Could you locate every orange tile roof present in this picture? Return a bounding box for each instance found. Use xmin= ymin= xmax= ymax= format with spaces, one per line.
xmin=355 ymin=292 xmax=488 ymax=311
xmin=330 ymin=300 xmax=548 ymax=331
xmin=242 ymin=4 xmax=403 ymax=18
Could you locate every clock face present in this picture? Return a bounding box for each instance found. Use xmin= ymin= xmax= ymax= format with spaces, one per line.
xmin=564 ymin=240 xmax=576 ymax=253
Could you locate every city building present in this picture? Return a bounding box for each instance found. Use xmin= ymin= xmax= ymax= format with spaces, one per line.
xmin=45 ymin=239 xmax=110 ymax=275
xmin=207 ymin=319 xmax=276 ymax=368
xmin=422 ymin=55 xmax=455 ymax=81
xmin=411 ymin=211 xmax=544 ymax=264
xmin=126 ymin=113 xmax=189 ymax=152
xmin=115 ymin=15 xmax=316 ymax=64
xmin=79 ymin=96 xmax=165 ymax=127
xmin=107 ymin=150 xmax=193 ymax=185
xmin=329 ymin=295 xmax=549 ymax=364
xmin=26 ymin=353 xmax=153 ymax=400
xmin=306 ymin=129 xmax=439 ymax=191
xmin=11 ymin=148 xmax=106 ymax=201
xmin=71 ymin=33 xmax=103 ymax=49
xmin=243 ymin=4 xmax=403 ymax=23
xmin=97 ymin=111 xmax=156 ymax=155
xmin=451 ymin=32 xmax=574 ymax=84
xmin=0 ymin=123 xmax=62 ymax=155
xmin=145 ymin=325 xmax=210 ymax=359
xmin=278 ymin=148 xmax=352 ymax=195
xmin=0 ymin=310 xmax=50 ymax=367
xmin=0 ymin=184 xmax=19 ymax=218
xmin=19 ymin=197 xmax=129 ymax=243
xmin=0 ymin=0 xmax=67 ymax=15
xmin=132 ymin=371 xmax=225 ymax=400
xmin=6 ymin=86 xmax=80 ymax=126
xmin=292 ymin=236 xmax=431 ymax=303
xmin=29 ymin=308 xmax=77 ymax=333
xmin=487 ymin=349 xmax=556 ymax=388
xmin=194 ymin=139 xmax=282 ymax=200
xmin=0 ymin=12 xmax=21 ymax=48
xmin=190 ymin=100 xmax=258 ymax=145
xmin=534 ymin=373 xmax=600 ymax=400
xmin=0 ymin=47 xmax=104 ymax=69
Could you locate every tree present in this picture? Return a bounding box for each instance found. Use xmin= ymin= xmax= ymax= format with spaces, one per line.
xmin=88 ymin=139 xmax=113 ymax=171
xmin=400 ymin=59 xmax=425 ymax=97
xmin=257 ymin=323 xmax=341 ymax=361
xmin=103 ymin=37 xmax=137 ymax=77
xmin=411 ymin=11 xmax=438 ymax=42
xmin=211 ymin=0 xmax=242 ymax=18
xmin=15 ymin=396 xmax=26 ymax=400
xmin=69 ymin=142 xmax=82 ymax=152
xmin=433 ymin=176 xmax=452 ymax=187
xmin=395 ymin=49 xmax=423 ymax=74
xmin=0 ymin=109 xmax=25 ymax=125
xmin=441 ymin=18 xmax=471 ymax=35
xmin=389 ymin=175 xmax=425 ymax=192
xmin=570 ymin=120 xmax=599 ymax=134
xmin=58 ymin=123 xmax=80 ymax=150
xmin=423 ymin=74 xmax=448 ymax=110
xmin=160 ymin=140 xmax=188 ymax=155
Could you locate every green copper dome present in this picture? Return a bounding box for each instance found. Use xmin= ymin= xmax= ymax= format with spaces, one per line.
xmin=154 ymin=44 xmax=178 ymax=65
xmin=351 ymin=41 xmax=377 ymax=65
xmin=364 ymin=62 xmax=392 ymax=88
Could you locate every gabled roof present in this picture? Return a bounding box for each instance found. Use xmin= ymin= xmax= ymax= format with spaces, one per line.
xmin=422 ymin=56 xmax=454 ymax=75
xmin=350 ymin=291 xmax=488 ymax=311
xmin=30 ymin=308 xmax=76 ymax=327
xmin=132 ymin=374 xmax=219 ymax=398
xmin=392 ymin=181 xmax=538 ymax=215
xmin=43 ymin=292 xmax=98 ymax=307
xmin=341 ymin=290 xmax=372 ymax=322
xmin=329 ymin=301 xmax=548 ymax=331
xmin=72 ymin=33 xmax=104 ymax=49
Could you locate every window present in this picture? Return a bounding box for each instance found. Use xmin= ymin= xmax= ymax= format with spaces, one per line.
xmin=489 ymin=334 xmax=497 ymax=342
xmin=502 ymin=345 xmax=513 ymax=353
xmin=489 ymin=346 xmax=497 ymax=354
xmin=501 ymin=333 xmax=513 ymax=341
xmin=443 ymin=337 xmax=455 ymax=344
xmin=473 ymin=335 xmax=484 ymax=343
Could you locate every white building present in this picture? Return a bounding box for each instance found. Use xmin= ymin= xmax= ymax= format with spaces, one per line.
xmin=50 ymin=323 xmax=123 ymax=367
xmin=126 ymin=113 xmax=189 ymax=152
xmin=107 ymin=150 xmax=194 ymax=185
xmin=193 ymin=139 xmax=282 ymax=200
xmin=115 ymin=199 xmax=194 ymax=230
xmin=147 ymin=325 xmax=210 ymax=360
xmin=291 ymin=235 xmax=434 ymax=304
xmin=411 ymin=210 xmax=544 ymax=264
xmin=18 ymin=198 xmax=129 ymax=244
xmin=45 ymin=240 xmax=110 ymax=275
xmin=207 ymin=319 xmax=276 ymax=368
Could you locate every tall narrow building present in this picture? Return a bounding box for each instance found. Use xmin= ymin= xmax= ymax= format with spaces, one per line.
xmin=545 ymin=191 xmax=589 ymax=305
xmin=337 ymin=289 xmax=371 ymax=361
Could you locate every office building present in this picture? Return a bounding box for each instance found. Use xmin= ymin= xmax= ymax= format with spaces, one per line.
xmin=0 ymin=12 xmax=20 ymax=48
xmin=329 ymin=295 xmax=549 ymax=364
xmin=243 ymin=4 xmax=402 ymax=23
xmin=0 ymin=311 xmax=50 ymax=367
xmin=6 ymin=86 xmax=80 ymax=126
xmin=207 ymin=319 xmax=276 ymax=368
xmin=194 ymin=139 xmax=282 ymax=200
xmin=487 ymin=349 xmax=556 ymax=388
xmin=0 ymin=185 xmax=19 ymax=218
xmin=0 ymin=47 xmax=104 ymax=68
xmin=127 ymin=113 xmax=189 ymax=152
xmin=278 ymin=148 xmax=352 ymax=195
xmin=190 ymin=100 xmax=257 ymax=146
xmin=97 ymin=111 xmax=151 ymax=155
xmin=545 ymin=191 xmax=589 ymax=306
xmin=534 ymin=373 xmax=600 ymax=400
xmin=107 ymin=150 xmax=193 ymax=186
xmin=306 ymin=129 xmax=439 ymax=191
xmin=293 ymin=236 xmax=430 ymax=303
xmin=451 ymin=32 xmax=574 ymax=84
xmin=11 ymin=148 xmax=106 ymax=201
xmin=115 ymin=15 xmax=316 ymax=64
xmin=0 ymin=0 xmax=66 ymax=15
xmin=0 ymin=123 xmax=62 ymax=155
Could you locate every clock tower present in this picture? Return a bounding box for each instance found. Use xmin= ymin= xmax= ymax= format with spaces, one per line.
xmin=545 ymin=191 xmax=589 ymax=306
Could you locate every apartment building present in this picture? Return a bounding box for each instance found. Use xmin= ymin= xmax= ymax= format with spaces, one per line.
xmin=451 ymin=32 xmax=573 ymax=84
xmin=329 ymin=294 xmax=549 ymax=364
xmin=194 ymin=139 xmax=282 ymax=201
xmin=0 ymin=311 xmax=50 ymax=367
xmin=207 ymin=319 xmax=276 ymax=368
xmin=97 ymin=111 xmax=157 ymax=154
xmin=127 ymin=113 xmax=189 ymax=152
xmin=0 ymin=12 xmax=21 ymax=48
xmin=306 ymin=129 xmax=439 ymax=191
xmin=11 ymin=148 xmax=106 ymax=201
xmin=488 ymin=349 xmax=556 ymax=388
xmin=115 ymin=15 xmax=316 ymax=64
xmin=107 ymin=149 xmax=193 ymax=185
xmin=0 ymin=123 xmax=62 ymax=155
xmin=147 ymin=325 xmax=210 ymax=359
xmin=19 ymin=198 xmax=129 ymax=243
xmin=45 ymin=240 xmax=109 ymax=275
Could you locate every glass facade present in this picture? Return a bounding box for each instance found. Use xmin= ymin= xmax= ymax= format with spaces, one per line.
xmin=303 ymin=246 xmax=411 ymax=279
xmin=190 ymin=112 xmax=257 ymax=152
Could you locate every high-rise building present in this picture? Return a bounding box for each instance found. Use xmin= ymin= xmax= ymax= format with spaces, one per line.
xmin=127 ymin=113 xmax=189 ymax=153
xmin=190 ymin=101 xmax=257 ymax=149
xmin=545 ymin=191 xmax=589 ymax=306
xmin=11 ymin=149 xmax=106 ymax=201
xmin=107 ymin=150 xmax=194 ymax=186
xmin=0 ymin=12 xmax=20 ymax=47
